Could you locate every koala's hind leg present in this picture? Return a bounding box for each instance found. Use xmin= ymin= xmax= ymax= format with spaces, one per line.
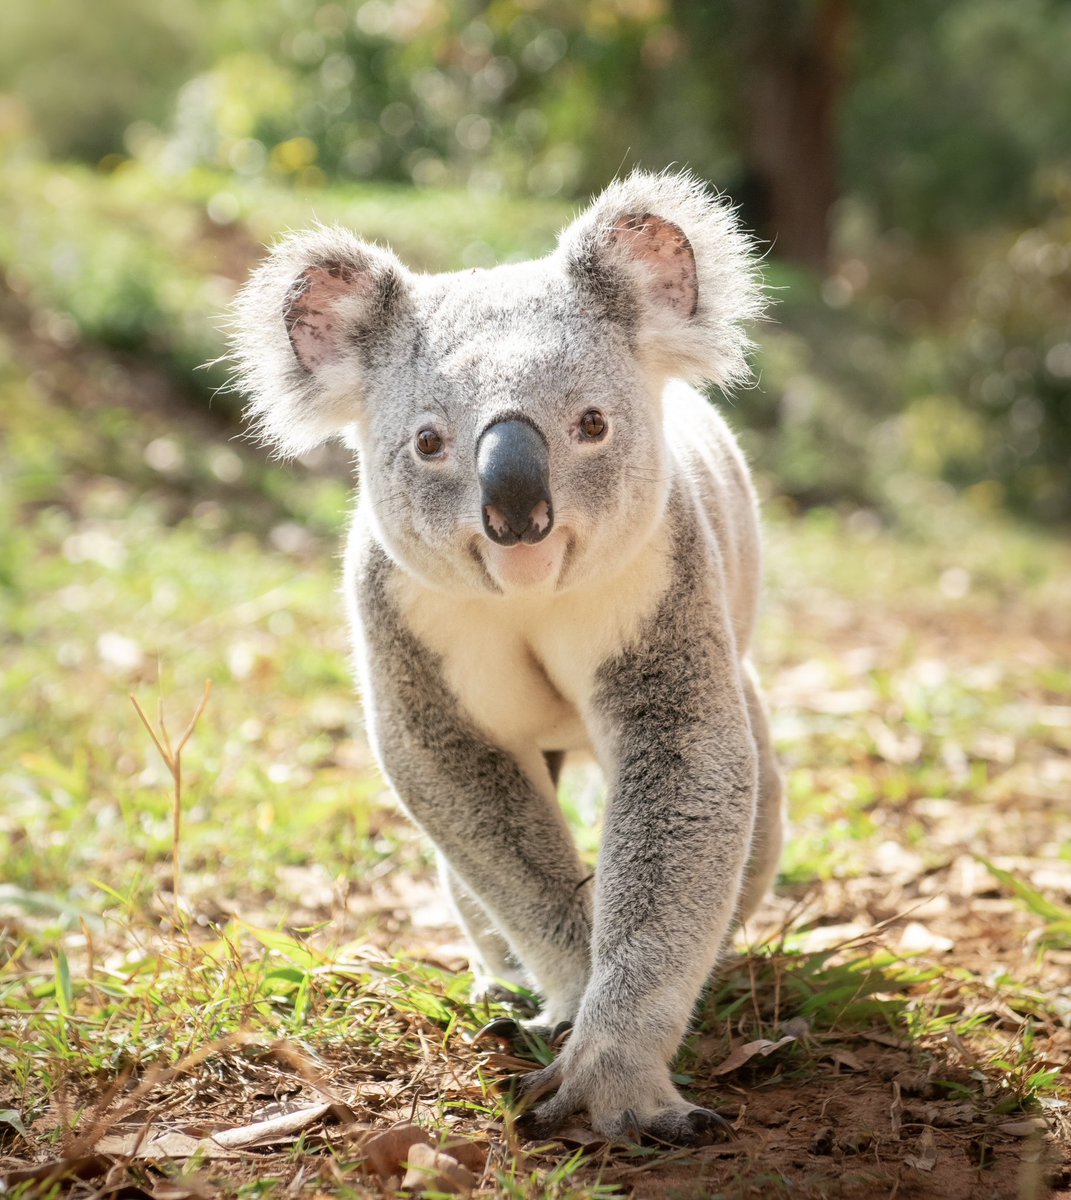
xmin=443 ymin=752 xmax=568 ymax=1009
xmin=439 ymin=856 xmax=533 ymax=1006
xmin=737 ymin=661 xmax=785 ymax=923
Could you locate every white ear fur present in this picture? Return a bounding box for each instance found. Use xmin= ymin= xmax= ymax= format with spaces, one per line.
xmin=229 ymin=226 xmax=409 ymax=457
xmin=556 ymin=170 xmax=764 ymax=389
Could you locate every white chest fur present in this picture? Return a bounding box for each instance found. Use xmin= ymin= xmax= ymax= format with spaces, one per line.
xmin=384 ymin=530 xmax=672 ymax=759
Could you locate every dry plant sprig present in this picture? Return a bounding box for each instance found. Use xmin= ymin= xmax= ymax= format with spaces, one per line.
xmin=130 ymin=679 xmax=212 ymax=921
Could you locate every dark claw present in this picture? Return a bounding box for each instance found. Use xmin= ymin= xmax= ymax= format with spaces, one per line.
xmin=549 ymin=1020 xmax=573 ymax=1047
xmin=470 ymin=1016 xmax=520 ymax=1045
xmin=644 ymin=1104 xmax=734 ymax=1147
xmin=510 ymin=1062 xmax=560 ymax=1106
xmin=621 ymin=1107 xmax=643 ymax=1143
xmin=513 ymin=1107 xmax=554 ymax=1140
xmin=512 ymin=1086 xmax=577 ymax=1142
xmin=688 ymin=1106 xmax=735 ymax=1142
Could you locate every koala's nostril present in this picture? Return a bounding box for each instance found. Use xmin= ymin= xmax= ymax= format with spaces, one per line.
xmin=476 ymin=418 xmax=554 ymax=547
xmin=528 ymin=500 xmax=551 ymax=539
xmin=482 ymin=499 xmax=553 ymax=545
xmin=483 ymin=502 xmax=515 ymax=541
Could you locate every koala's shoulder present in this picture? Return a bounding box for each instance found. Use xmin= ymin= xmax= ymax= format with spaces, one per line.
xmin=661 ymin=382 xmax=762 ymax=645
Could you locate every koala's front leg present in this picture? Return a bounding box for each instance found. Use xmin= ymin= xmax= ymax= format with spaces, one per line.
xmin=384 ymin=729 xmax=591 ymax=1025
xmin=439 ymin=856 xmax=536 ymax=1008
xmin=358 ymin=562 xmax=592 ymax=1025
xmin=517 ymin=592 xmax=757 ymax=1144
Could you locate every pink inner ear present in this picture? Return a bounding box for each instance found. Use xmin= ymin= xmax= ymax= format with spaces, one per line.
xmin=284 ymin=261 xmax=371 ymax=374
xmin=608 ymin=213 xmax=698 ymax=319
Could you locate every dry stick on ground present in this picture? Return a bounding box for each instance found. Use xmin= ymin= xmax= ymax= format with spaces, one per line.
xmin=129 ymin=679 xmax=212 ymax=922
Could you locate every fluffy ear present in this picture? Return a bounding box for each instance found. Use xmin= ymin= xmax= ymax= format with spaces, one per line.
xmin=556 ymin=170 xmax=763 ymax=388
xmin=229 ymin=226 xmax=409 ymax=456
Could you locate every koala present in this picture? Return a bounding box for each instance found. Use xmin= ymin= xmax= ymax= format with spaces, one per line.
xmin=231 ymin=170 xmax=784 ymax=1146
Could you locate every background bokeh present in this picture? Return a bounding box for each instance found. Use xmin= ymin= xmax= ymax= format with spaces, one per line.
xmin=1 ymin=0 xmax=1069 ymax=523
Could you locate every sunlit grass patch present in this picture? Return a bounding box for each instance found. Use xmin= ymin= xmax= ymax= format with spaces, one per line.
xmin=2 ymin=925 xmax=479 ymax=1085
xmin=692 ymin=933 xmax=1069 ymax=1133
xmin=980 ymin=860 xmax=1071 ymax=952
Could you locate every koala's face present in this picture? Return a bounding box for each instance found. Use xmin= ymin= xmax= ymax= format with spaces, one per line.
xmin=233 ymin=172 xmax=762 ymax=596
xmin=347 ymin=265 xmax=670 ymax=595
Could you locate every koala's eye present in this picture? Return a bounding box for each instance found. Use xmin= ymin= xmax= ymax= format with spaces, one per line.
xmin=578 ymin=409 xmax=607 ymax=440
xmin=415 ymin=428 xmax=444 ymax=457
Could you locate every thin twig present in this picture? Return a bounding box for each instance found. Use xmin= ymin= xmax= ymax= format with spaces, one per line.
xmin=129 ymin=680 xmax=212 ymax=922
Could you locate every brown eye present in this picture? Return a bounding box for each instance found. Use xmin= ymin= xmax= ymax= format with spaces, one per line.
xmin=579 ymin=409 xmax=607 ymax=440
xmin=416 ymin=428 xmax=443 ymax=457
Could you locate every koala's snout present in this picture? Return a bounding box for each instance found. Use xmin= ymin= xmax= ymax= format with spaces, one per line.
xmin=476 ymin=419 xmax=554 ymax=547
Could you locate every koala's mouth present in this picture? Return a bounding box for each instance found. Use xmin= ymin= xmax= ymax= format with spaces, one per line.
xmin=474 ymin=528 xmax=570 ymax=594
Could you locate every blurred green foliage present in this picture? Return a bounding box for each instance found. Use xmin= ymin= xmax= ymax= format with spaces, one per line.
xmin=844 ymin=0 xmax=1071 ymax=238
xmin=5 ymin=0 xmax=1069 ymax=229
xmin=0 ymin=0 xmax=1068 ymax=521
xmin=741 ymin=206 xmax=1071 ymax=521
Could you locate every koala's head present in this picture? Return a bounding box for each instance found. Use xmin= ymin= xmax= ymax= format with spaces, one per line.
xmin=231 ymin=170 xmax=761 ymax=597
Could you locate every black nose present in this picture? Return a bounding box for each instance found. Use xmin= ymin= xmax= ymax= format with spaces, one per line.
xmin=476 ymin=419 xmax=554 ymax=546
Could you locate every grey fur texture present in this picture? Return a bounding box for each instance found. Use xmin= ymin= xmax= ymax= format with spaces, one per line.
xmin=231 ymin=170 xmax=784 ymax=1145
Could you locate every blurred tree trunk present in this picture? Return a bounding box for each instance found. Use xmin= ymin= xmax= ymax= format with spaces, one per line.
xmin=673 ymin=0 xmax=851 ymax=271
xmin=739 ymin=0 xmax=848 ymax=270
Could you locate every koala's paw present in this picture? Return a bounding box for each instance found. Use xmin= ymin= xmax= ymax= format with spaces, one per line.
xmin=472 ymin=1015 xmax=573 ymax=1054
xmin=510 ymin=1051 xmax=731 ymax=1147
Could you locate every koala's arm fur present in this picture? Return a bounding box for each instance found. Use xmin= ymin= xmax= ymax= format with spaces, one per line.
xmin=349 ymin=533 xmax=595 ymax=1022
xmin=512 ymin=495 xmax=758 ymax=1142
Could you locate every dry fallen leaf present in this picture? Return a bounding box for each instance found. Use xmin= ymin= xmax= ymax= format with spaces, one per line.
xmin=95 ymin=1129 xmax=233 ymax=1160
xmin=897 ymin=920 xmax=954 ymax=954
xmin=94 ymin=1102 xmax=351 ymax=1160
xmin=904 ymin=1126 xmax=937 ymax=1171
xmin=438 ymin=1136 xmax=489 ymax=1174
xmin=360 ymin=1123 xmax=433 ymax=1181
xmin=1 ymin=1155 xmax=112 ymax=1188
xmin=401 ymin=1142 xmax=476 ymax=1196
xmin=824 ymin=1048 xmax=865 ymax=1073
xmin=210 ymin=1101 xmax=349 ymax=1148
xmin=996 ymin=1117 xmax=1049 ymax=1137
xmin=710 ymin=1036 xmax=797 ymax=1076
